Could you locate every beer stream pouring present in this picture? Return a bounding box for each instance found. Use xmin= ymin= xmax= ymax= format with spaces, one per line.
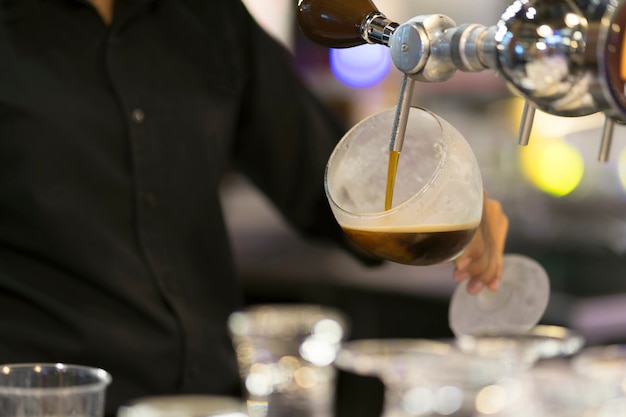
xmin=297 ymin=0 xmax=626 ymax=161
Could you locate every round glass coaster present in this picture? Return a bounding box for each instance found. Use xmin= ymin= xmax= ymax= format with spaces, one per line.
xmin=449 ymin=253 xmax=550 ymax=337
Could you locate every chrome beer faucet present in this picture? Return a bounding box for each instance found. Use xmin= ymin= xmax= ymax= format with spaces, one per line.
xmin=297 ymin=0 xmax=626 ymax=161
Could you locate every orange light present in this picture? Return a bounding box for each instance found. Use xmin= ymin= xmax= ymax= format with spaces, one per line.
xmin=621 ymin=30 xmax=626 ymax=81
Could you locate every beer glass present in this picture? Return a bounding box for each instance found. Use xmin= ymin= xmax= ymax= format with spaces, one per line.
xmin=324 ymin=107 xmax=549 ymax=336
xmin=325 ymin=106 xmax=482 ymax=267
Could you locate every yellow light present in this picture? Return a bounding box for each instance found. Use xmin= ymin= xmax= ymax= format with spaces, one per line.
xmin=506 ymin=98 xmax=586 ymax=197
xmin=519 ymin=136 xmax=584 ymax=197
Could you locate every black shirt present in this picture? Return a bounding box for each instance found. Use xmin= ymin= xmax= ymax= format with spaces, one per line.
xmin=0 ymin=0 xmax=346 ymax=414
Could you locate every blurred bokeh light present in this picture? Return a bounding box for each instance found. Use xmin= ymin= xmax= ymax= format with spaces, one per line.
xmin=519 ymin=136 xmax=584 ymax=197
xmin=329 ymin=44 xmax=392 ymax=88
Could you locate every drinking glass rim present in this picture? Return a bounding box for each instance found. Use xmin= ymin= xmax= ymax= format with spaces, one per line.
xmin=228 ymin=303 xmax=348 ymax=337
xmin=324 ymin=105 xmax=448 ymax=219
xmin=0 ymin=362 xmax=112 ymax=396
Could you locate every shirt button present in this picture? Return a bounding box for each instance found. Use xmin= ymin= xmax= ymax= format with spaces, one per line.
xmin=131 ymin=108 xmax=145 ymax=123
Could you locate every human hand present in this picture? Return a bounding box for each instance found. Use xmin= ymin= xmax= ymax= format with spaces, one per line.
xmin=453 ymin=192 xmax=508 ymax=295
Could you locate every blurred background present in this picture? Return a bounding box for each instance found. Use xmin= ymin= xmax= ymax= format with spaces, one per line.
xmin=224 ymin=1 xmax=626 ymax=415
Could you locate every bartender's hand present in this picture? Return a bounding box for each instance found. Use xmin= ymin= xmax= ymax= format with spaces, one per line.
xmin=453 ymin=192 xmax=508 ymax=295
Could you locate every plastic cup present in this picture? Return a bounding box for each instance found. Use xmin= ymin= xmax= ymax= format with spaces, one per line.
xmin=0 ymin=363 xmax=112 ymax=417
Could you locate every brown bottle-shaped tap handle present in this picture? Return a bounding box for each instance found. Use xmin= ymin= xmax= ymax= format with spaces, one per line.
xmin=297 ymin=0 xmax=381 ymax=48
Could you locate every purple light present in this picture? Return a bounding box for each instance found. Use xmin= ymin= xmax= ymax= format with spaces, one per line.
xmin=329 ymin=44 xmax=392 ymax=88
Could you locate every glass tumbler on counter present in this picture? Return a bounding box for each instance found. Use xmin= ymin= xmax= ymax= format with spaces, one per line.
xmin=0 ymin=363 xmax=112 ymax=417
xmin=572 ymin=344 xmax=626 ymax=408
xmin=227 ymin=304 xmax=348 ymax=417
xmin=526 ymin=360 xmax=614 ymax=417
xmin=455 ymin=325 xmax=586 ymax=370
xmin=335 ymin=338 xmax=531 ymax=417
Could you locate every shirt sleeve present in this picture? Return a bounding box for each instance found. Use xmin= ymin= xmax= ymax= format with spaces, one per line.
xmin=230 ymin=5 xmax=339 ymax=234
xmin=227 ymin=1 xmax=383 ymax=266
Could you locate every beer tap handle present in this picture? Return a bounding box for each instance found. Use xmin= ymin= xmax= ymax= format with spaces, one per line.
xmin=296 ymin=0 xmax=398 ymax=48
xmin=598 ymin=116 xmax=615 ymax=162
xmin=390 ymin=74 xmax=416 ymax=153
xmin=517 ymin=101 xmax=536 ymax=146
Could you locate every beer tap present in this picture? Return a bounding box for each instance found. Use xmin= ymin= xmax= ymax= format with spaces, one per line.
xmin=297 ymin=0 xmax=626 ymax=161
